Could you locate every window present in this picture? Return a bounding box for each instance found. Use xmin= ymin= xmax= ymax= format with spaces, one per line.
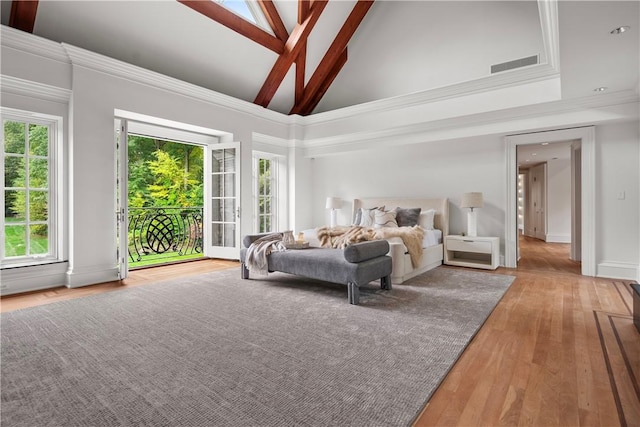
xmin=253 ymin=153 xmax=277 ymax=233
xmin=215 ymin=0 xmax=273 ymax=35
xmin=2 ymin=111 xmax=61 ymax=265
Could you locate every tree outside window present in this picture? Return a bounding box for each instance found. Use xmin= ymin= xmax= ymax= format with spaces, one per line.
xmin=3 ymin=119 xmax=51 ymax=259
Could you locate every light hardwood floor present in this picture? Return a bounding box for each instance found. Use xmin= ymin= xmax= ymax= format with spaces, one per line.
xmin=2 ymin=238 xmax=638 ymax=426
xmin=415 ymin=236 xmax=639 ymax=427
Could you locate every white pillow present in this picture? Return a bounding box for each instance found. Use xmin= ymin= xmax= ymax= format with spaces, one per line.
xmin=419 ymin=209 xmax=436 ymax=230
xmin=373 ymin=210 xmax=398 ymax=228
xmin=358 ymin=206 xmax=385 ymax=227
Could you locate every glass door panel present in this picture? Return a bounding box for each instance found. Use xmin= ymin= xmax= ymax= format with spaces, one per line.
xmin=205 ymin=143 xmax=240 ymax=259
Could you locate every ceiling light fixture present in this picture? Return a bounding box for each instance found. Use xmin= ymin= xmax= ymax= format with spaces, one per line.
xmin=541 ymin=142 xmax=549 ymax=146
xmin=594 ymin=87 xmax=607 ymax=92
xmin=610 ymin=26 xmax=630 ymax=34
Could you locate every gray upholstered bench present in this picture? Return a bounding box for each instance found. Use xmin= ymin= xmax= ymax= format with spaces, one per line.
xmin=240 ymin=234 xmax=392 ymax=305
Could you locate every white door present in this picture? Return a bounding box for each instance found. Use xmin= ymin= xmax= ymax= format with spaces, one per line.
xmin=530 ymin=163 xmax=547 ymax=241
xmin=115 ymin=119 xmax=129 ymax=279
xmin=205 ymin=143 xmax=241 ymax=259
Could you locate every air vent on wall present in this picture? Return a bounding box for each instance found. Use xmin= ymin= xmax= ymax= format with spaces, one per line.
xmin=491 ymin=55 xmax=539 ymax=74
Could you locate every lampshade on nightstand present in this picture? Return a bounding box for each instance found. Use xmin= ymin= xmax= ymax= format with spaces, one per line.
xmin=326 ymin=197 xmax=341 ymax=227
xmin=461 ymin=192 xmax=484 ymax=237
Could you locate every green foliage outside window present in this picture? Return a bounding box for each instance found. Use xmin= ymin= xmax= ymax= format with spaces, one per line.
xmin=127 ymin=135 xmax=203 ymax=208
xmin=4 ymin=120 xmax=50 ymax=257
xmin=257 ymin=157 xmax=274 ymax=233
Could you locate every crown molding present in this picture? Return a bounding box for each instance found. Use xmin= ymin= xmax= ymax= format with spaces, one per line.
xmin=300 ymin=64 xmax=560 ymax=126
xmin=0 ymin=25 xmax=70 ymax=63
xmin=60 ymin=43 xmax=290 ymax=126
xmin=537 ymin=0 xmax=560 ymax=71
xmin=0 ymin=75 xmax=72 ymax=103
xmin=302 ymin=90 xmax=639 ymax=157
xmin=252 ymin=132 xmax=294 ymax=148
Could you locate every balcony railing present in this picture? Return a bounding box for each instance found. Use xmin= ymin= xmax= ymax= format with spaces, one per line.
xmin=128 ymin=207 xmax=203 ymax=268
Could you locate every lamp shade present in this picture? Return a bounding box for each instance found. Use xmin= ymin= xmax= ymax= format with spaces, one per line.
xmin=326 ymin=197 xmax=341 ymax=210
xmin=461 ymin=192 xmax=484 ymax=209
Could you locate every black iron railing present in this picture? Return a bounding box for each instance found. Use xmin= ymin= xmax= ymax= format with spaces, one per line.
xmin=128 ymin=207 xmax=203 ymax=267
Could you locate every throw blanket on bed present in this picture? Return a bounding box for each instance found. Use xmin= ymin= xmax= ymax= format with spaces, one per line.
xmin=317 ymin=226 xmax=375 ymax=249
xmin=317 ymin=225 xmax=424 ymax=268
xmin=246 ymin=233 xmax=286 ymax=276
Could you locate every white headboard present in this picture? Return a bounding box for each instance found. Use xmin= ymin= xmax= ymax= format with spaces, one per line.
xmin=352 ymin=198 xmax=449 ymax=236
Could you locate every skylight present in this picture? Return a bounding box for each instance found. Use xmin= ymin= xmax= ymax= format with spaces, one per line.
xmin=215 ymin=0 xmax=274 ymax=35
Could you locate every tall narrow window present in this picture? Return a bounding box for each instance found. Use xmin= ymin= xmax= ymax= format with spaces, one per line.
xmin=2 ymin=112 xmax=59 ymax=264
xmin=253 ymin=154 xmax=277 ymax=233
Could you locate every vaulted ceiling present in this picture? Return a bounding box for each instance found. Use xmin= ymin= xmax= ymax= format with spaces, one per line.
xmin=1 ymin=1 xmax=638 ymax=116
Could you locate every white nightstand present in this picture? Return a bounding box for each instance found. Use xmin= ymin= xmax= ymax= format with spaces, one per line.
xmin=444 ymin=235 xmax=500 ymax=270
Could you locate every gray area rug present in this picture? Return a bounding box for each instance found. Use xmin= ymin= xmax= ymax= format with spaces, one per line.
xmin=1 ymin=266 xmax=514 ymax=426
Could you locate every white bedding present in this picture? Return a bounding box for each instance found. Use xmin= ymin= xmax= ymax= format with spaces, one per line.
xmin=302 ymin=227 xmax=441 ymax=251
xmin=302 ymin=197 xmax=449 ymax=285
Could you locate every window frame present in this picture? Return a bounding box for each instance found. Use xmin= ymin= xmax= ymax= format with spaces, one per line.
xmin=252 ymin=152 xmax=279 ymax=234
xmin=1 ymin=108 xmax=63 ymax=267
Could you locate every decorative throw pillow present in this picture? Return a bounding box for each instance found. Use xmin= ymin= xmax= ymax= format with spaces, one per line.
xmin=353 ymin=208 xmax=363 ymax=226
xmin=374 ymin=210 xmax=398 ymax=228
xmin=394 ymin=207 xmax=421 ymax=227
xmin=419 ymin=209 xmax=436 ymax=230
xmin=357 ymin=206 xmax=385 ymax=227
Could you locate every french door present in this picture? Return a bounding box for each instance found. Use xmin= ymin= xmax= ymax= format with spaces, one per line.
xmin=204 ymin=143 xmax=241 ymax=259
xmin=115 ymin=118 xmax=128 ymax=279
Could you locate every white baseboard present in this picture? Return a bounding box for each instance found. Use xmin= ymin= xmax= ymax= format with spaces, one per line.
xmin=596 ymin=261 xmax=639 ymax=281
xmin=545 ymin=234 xmax=571 ymax=243
xmin=0 ymin=262 xmax=68 ymax=296
xmin=66 ymin=264 xmax=120 ymax=288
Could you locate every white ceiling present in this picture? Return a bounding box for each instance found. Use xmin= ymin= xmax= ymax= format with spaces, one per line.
xmin=1 ymin=1 xmax=638 ymax=115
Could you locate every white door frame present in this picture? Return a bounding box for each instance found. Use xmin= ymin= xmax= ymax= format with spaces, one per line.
xmin=115 ymin=119 xmax=129 ymax=280
xmin=505 ymin=126 xmax=595 ymax=276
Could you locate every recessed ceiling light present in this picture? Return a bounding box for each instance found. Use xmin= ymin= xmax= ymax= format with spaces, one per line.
xmin=532 ymin=153 xmax=537 ymax=156
xmin=594 ymin=87 xmax=607 ymax=92
xmin=525 ymin=159 xmax=530 ymax=162
xmin=541 ymin=142 xmax=549 ymax=146
xmin=610 ymin=26 xmax=630 ymax=35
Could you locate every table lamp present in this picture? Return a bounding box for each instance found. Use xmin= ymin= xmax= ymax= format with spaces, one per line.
xmin=461 ymin=192 xmax=484 ymax=237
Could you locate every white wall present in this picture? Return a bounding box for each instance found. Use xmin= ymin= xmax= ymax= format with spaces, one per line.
xmin=546 ymin=157 xmax=571 ymax=242
xmin=309 ymin=135 xmax=507 ymax=247
xmin=596 ymin=121 xmax=640 ymax=280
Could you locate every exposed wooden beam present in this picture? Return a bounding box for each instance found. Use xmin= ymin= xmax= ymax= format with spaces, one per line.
xmin=297 ymin=48 xmax=347 ymax=116
xmin=295 ymin=0 xmax=311 ymax=107
xmin=298 ymin=0 xmax=310 ymax=21
xmin=257 ymin=0 xmax=288 ymax=42
xmin=178 ymin=0 xmax=284 ymax=54
xmin=254 ymin=0 xmax=328 ymax=108
xmin=290 ymin=0 xmax=374 ymax=115
xmin=295 ymin=44 xmax=307 ymax=106
xmin=9 ymin=0 xmax=39 ymax=33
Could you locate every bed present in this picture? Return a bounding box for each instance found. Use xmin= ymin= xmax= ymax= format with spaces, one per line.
xmin=304 ymin=198 xmax=449 ymax=285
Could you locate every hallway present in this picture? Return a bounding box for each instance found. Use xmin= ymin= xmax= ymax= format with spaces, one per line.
xmin=517 ymin=234 xmax=581 ymax=275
